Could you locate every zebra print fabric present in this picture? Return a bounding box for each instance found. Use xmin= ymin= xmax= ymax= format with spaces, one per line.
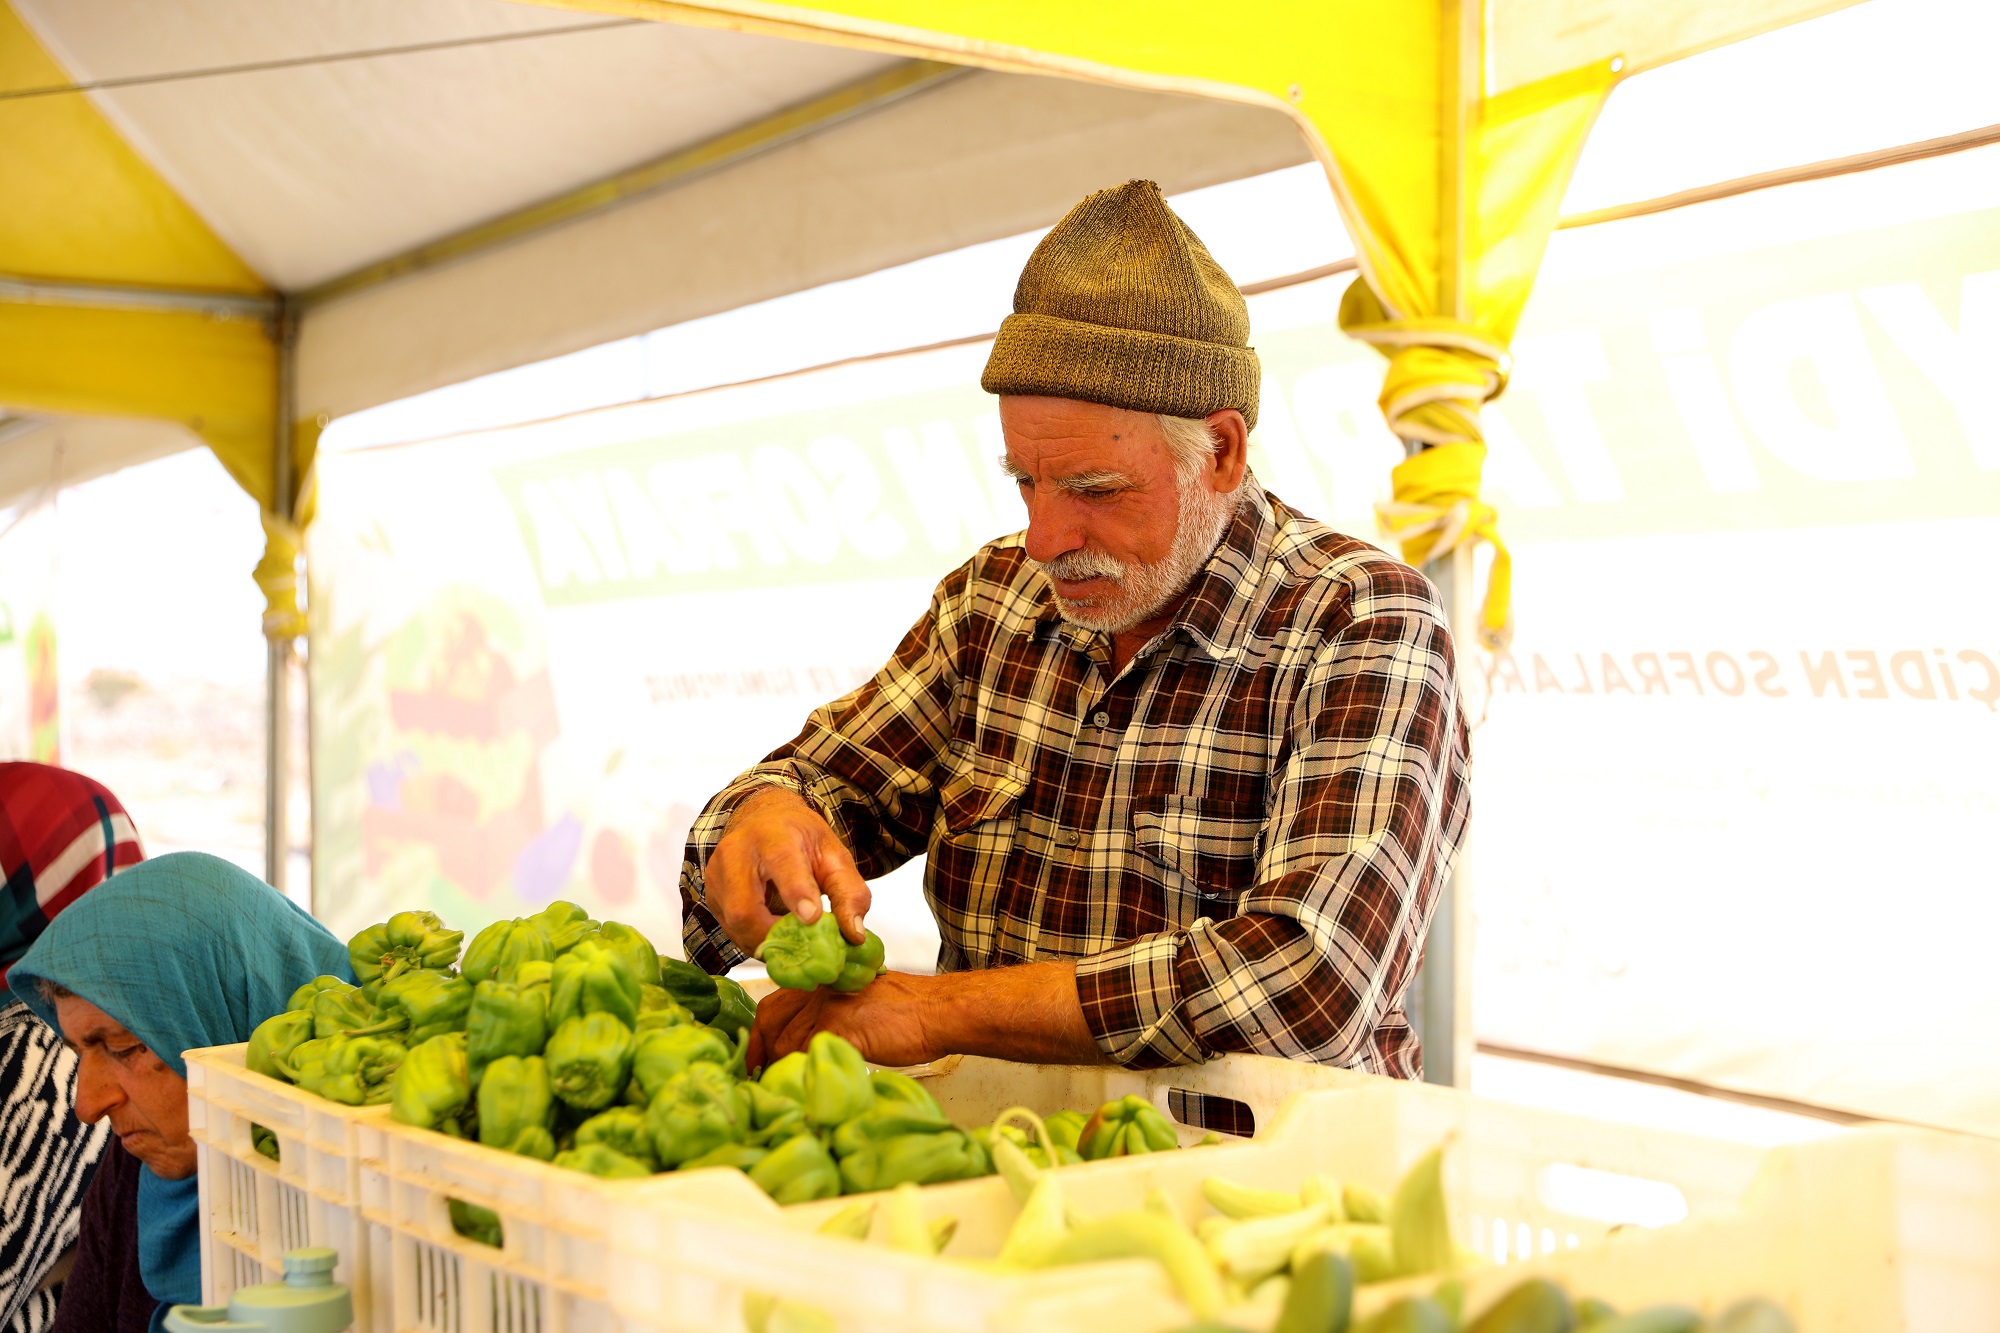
xmin=1 ymin=999 xmax=108 ymax=1333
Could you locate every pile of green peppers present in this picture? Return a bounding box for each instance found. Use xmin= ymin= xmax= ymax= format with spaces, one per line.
xmin=245 ymin=899 xmax=1201 ymax=1212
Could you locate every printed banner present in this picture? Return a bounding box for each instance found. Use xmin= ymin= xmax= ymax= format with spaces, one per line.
xmin=0 ymin=498 xmax=62 ymax=764
xmin=312 ymin=189 xmax=1999 ymax=1133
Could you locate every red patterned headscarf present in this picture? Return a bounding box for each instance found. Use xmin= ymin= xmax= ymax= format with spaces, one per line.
xmin=0 ymin=761 xmax=144 ymax=999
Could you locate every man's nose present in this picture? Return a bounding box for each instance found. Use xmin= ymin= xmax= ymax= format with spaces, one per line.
xmin=71 ymin=1053 xmax=121 ymax=1124
xmin=1022 ymin=493 xmax=1085 ymax=565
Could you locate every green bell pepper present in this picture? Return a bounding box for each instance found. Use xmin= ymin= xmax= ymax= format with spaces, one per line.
xmin=756 ymin=911 xmax=846 ymax=990
xmin=644 ymin=1062 xmax=747 ymax=1167
xmin=757 ymin=911 xmax=888 ymax=993
xmin=549 ymin=940 xmax=641 ymax=1029
xmin=634 ymin=985 xmax=694 ymax=1032
xmin=1043 ymin=1109 xmax=1089 ymax=1156
xmin=973 ymin=1123 xmax=1082 ymax=1170
xmin=351 ymin=969 xmax=474 ymax=1044
xmin=801 ymin=1032 xmax=875 ymax=1127
xmin=838 ymin=1129 xmax=988 ymax=1194
xmin=630 ymin=1023 xmax=733 ymax=1103
xmin=448 ymin=1199 xmax=504 ymax=1248
xmin=711 ymin=976 xmax=758 ymax=1039
xmin=595 ymin=922 xmax=661 ymax=987
xmin=348 ymin=910 xmax=464 ymax=989
xmin=553 ymin=1143 xmax=652 ymax=1179
xmin=831 ymin=929 xmax=886 ymax=993
xmin=250 ymin=1123 xmax=281 ymax=1162
xmin=477 ymin=1055 xmax=557 ymax=1160
xmin=869 ymin=1070 xmax=942 ymax=1119
xmin=513 ymin=959 xmax=553 ymax=993
xmin=759 ymin=1051 xmax=808 ymax=1103
xmin=830 ymin=1103 xmax=953 ymax=1159
xmin=656 ymin=956 xmax=721 ymax=1024
xmin=284 ymin=1037 xmax=333 ymax=1091
xmin=312 ymin=1034 xmax=407 ymax=1106
xmin=246 ymin=1010 xmax=315 ymax=1082
xmin=466 ymin=980 xmax=548 ymax=1082
xmin=681 ymin=1142 xmax=770 ymax=1173
xmin=530 ymin=900 xmax=600 ymax=953
xmin=286 ymin=975 xmax=351 ymax=1013
xmin=545 ymin=1013 xmax=635 ymax=1112
xmin=307 ymin=982 xmax=376 ymax=1039
xmin=1078 ymin=1095 xmax=1179 ymax=1159
xmin=461 ymin=918 xmax=555 ymax=985
xmin=574 ymin=1105 xmax=658 ymax=1171
xmin=391 ymin=1032 xmax=473 ymax=1136
xmin=748 ymin=1132 xmax=842 ymax=1204
xmin=740 ymin=1082 xmax=808 ymax=1148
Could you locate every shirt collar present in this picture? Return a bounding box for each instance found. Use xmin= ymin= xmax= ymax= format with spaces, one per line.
xmin=1165 ymin=474 xmax=1271 ymax=662
xmin=1031 ymin=474 xmax=1273 ymax=663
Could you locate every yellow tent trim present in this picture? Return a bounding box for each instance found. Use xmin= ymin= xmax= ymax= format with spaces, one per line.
xmin=0 ymin=1 xmax=266 ymax=293
xmin=0 ymin=301 xmax=271 ymax=478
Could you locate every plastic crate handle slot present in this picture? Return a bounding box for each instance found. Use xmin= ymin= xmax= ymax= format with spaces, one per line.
xmin=1166 ymin=1089 xmax=1256 ymax=1138
xmin=1536 ymin=1162 xmax=1689 ymax=1228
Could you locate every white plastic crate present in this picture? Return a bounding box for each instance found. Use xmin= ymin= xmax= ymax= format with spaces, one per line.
xmin=603 ymin=1077 xmax=1781 ymax=1332
xmin=185 ymin=1044 xmax=392 ymax=1333
xmin=1416 ymin=1125 xmax=2000 ymax=1333
xmin=354 ymin=1047 xmax=1369 ymax=1333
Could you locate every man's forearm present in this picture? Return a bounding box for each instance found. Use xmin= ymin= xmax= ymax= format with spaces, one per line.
xmin=922 ymin=961 xmax=1104 ymax=1065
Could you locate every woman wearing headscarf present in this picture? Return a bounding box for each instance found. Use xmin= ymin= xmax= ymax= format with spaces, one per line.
xmin=10 ymin=851 xmax=351 ymax=1333
xmin=0 ymin=763 xmax=144 ymax=1333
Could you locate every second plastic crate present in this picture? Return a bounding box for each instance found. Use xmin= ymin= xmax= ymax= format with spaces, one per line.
xmin=601 ymin=1076 xmax=1780 ymax=1332
xmin=1380 ymin=1124 xmax=2000 ymax=1332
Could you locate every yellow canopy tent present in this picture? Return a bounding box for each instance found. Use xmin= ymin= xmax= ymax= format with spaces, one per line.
xmin=0 ymin=0 xmax=1863 ymax=972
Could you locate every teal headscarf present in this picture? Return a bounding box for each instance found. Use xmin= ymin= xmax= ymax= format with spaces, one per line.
xmin=11 ymin=851 xmax=354 ymax=1325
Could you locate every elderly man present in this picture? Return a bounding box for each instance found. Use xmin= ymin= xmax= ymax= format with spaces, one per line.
xmin=682 ymin=180 xmax=1468 ymax=1077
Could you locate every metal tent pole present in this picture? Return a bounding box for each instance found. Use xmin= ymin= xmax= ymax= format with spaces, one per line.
xmin=1411 ymin=0 xmax=1481 ymax=1090
xmin=1415 ymin=543 xmax=1477 ymax=1088
xmin=264 ymin=298 xmax=297 ymax=895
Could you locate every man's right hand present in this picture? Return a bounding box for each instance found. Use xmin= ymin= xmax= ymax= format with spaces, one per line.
xmin=705 ymin=786 xmax=873 ymax=957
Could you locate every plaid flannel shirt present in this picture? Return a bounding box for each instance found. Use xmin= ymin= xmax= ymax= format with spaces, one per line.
xmin=681 ymin=477 xmax=1470 ymax=1075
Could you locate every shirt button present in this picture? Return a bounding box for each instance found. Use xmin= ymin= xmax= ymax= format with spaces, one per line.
xmin=1056 ymin=829 xmax=1081 ymax=847
xmin=1092 ymin=710 xmax=1111 ymax=728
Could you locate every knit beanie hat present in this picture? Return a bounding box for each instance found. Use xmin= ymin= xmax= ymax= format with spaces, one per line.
xmin=981 ymin=179 xmax=1260 ymax=429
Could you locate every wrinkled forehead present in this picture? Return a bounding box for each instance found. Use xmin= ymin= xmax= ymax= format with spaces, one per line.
xmin=997 ymin=396 xmax=1166 ymax=475
xmin=53 ymin=991 xmax=136 ymax=1047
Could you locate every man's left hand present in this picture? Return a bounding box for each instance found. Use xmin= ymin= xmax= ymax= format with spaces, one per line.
xmin=749 ymin=972 xmax=943 ymax=1070
xmin=746 ymin=960 xmax=1105 ymax=1072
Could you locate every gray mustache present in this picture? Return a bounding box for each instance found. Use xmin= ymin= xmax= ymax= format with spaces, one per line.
xmin=1038 ymin=550 xmax=1127 ymax=582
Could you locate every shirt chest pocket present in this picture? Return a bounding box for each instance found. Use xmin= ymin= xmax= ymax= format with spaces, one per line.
xmin=1131 ymin=797 xmax=1264 ymax=921
xmin=935 ymin=749 xmax=1029 ymax=842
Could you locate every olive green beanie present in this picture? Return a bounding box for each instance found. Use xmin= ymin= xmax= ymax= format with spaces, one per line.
xmin=981 ymin=179 xmax=1260 ymax=429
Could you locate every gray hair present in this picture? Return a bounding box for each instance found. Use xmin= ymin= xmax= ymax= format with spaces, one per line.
xmin=1156 ymin=413 xmax=1221 ymax=482
xmin=36 ymin=978 xmax=74 ymax=1006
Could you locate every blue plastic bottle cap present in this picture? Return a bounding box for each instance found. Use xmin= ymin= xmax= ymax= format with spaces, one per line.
xmin=282 ymin=1249 xmax=339 ymax=1285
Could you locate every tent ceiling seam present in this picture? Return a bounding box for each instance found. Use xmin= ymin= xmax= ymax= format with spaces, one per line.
xmin=296 ymin=58 xmax=969 ymax=311
xmin=0 ymin=18 xmax=646 ymax=102
xmin=0 ymin=274 xmax=276 ymax=319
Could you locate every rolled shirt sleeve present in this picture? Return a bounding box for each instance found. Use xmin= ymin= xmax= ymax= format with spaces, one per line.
xmin=679 ymin=570 xmax=967 ymax=972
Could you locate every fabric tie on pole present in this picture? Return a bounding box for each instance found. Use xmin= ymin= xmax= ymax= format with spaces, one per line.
xmin=1339 ymin=278 xmax=1513 ymax=649
xmin=254 ymin=508 xmax=306 ymax=641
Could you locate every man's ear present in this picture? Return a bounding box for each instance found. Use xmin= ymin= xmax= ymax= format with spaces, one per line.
xmin=1205 ymin=409 xmax=1250 ymax=492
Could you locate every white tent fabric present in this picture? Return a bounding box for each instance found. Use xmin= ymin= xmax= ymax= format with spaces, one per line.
xmin=13 ymin=0 xmax=901 ymax=289
xmin=9 ymin=0 xmax=1308 ymax=444
xmin=296 ymin=70 xmax=1309 ymax=421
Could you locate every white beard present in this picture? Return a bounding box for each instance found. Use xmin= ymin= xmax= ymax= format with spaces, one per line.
xmin=1037 ymin=477 xmax=1240 ymax=634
